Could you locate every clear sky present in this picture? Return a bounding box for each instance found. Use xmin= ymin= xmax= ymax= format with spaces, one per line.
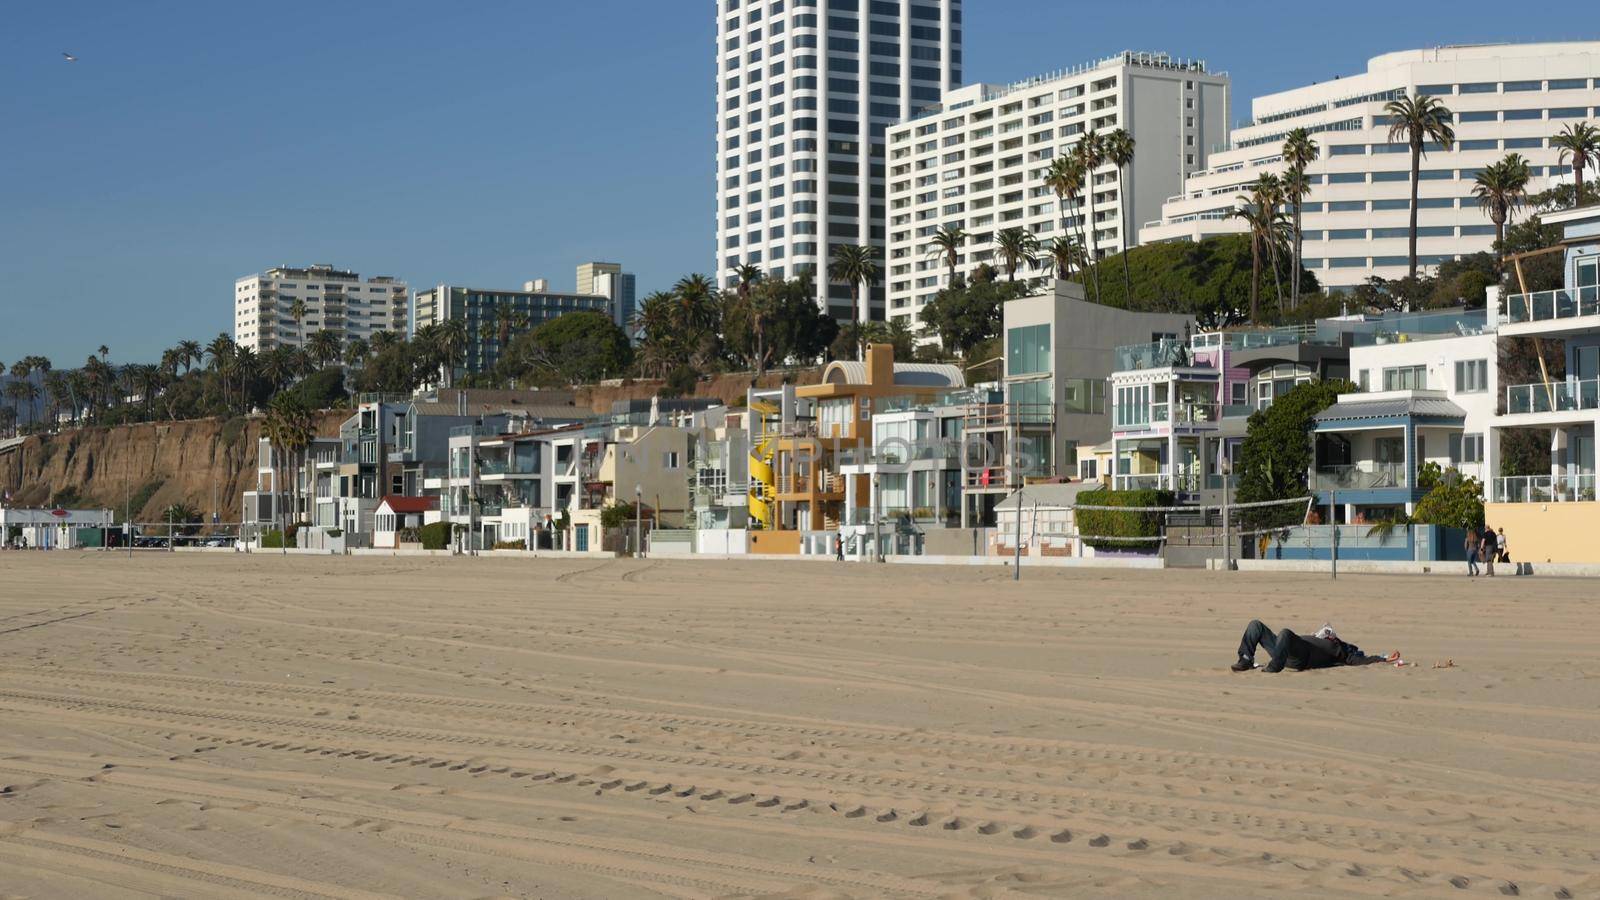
xmin=3 ymin=0 xmax=1591 ymax=365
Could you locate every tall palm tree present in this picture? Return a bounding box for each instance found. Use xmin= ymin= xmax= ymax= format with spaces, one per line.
xmin=830 ymin=244 xmax=880 ymax=359
xmin=1385 ymin=92 xmax=1456 ymax=279
xmin=1246 ymin=173 xmax=1288 ymax=310
xmin=1232 ymin=197 xmax=1289 ymax=325
xmin=263 ymin=393 xmax=314 ymax=550
xmin=671 ymin=274 xmax=721 ymax=336
xmin=926 ymin=225 xmax=966 ymax=287
xmin=1281 ymin=127 xmax=1319 ymax=309
xmin=205 ymin=333 xmax=235 ymax=413
xmin=1077 ymin=130 xmax=1106 ymax=300
xmin=1102 ymin=128 xmax=1136 ymax=301
xmin=289 ymin=298 xmax=308 ymax=350
xmin=1551 ymin=121 xmax=1600 ymax=208
xmin=992 ymin=227 xmax=1038 ymax=282
xmin=1472 ymin=153 xmax=1533 ymax=272
xmin=1043 ymin=154 xmax=1087 ymax=275
xmin=728 ymin=264 xmax=770 ymax=375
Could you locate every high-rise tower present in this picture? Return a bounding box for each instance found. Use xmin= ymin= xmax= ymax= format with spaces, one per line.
xmin=714 ymin=0 xmax=961 ymax=321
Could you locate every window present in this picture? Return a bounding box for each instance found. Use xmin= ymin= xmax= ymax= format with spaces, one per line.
xmin=1455 ymin=359 xmax=1488 ymax=393
xmin=1006 ymin=323 xmax=1050 ymax=375
xmin=1450 ymin=433 xmax=1484 ymax=465
xmin=1383 ymin=365 xmax=1427 ymax=391
xmin=1357 ymin=369 xmax=1370 ymax=391
xmin=662 ymin=451 xmax=681 ymax=469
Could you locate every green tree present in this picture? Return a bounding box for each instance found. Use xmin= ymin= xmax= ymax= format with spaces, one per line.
xmin=1472 ymin=153 xmax=1533 ymax=272
xmin=1102 ymin=128 xmax=1136 ymax=302
xmin=1410 ymin=465 xmax=1485 ymax=531
xmin=1235 ymin=380 xmax=1355 ymax=529
xmin=1281 ymin=127 xmax=1319 ymax=308
xmin=1076 ymin=129 xmax=1106 ymax=301
xmin=1043 ymin=155 xmax=1087 ymax=279
xmin=306 ymin=328 xmax=343 ymax=369
xmin=289 ymin=298 xmax=308 ymax=350
xmin=1551 ymin=121 xmax=1600 ymax=207
xmin=925 ymin=225 xmax=966 ymax=289
xmin=263 ymin=392 xmax=314 ymax=543
xmin=829 ymin=244 xmax=880 ymax=360
xmin=992 ymin=227 xmax=1038 ymax=282
xmin=1385 ymin=92 xmax=1456 ymax=279
xmin=916 ymin=270 xmax=1029 ymax=358
xmin=498 ymin=311 xmax=633 ymax=386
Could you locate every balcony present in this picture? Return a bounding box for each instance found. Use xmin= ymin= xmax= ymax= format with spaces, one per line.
xmin=1502 ymin=286 xmax=1600 ymax=328
xmin=1505 ymin=378 xmax=1600 ymax=415
xmin=1314 ymin=463 xmax=1407 ymax=491
xmin=1494 ymin=474 xmax=1597 ymax=503
xmin=1152 ymin=401 xmax=1221 ymax=426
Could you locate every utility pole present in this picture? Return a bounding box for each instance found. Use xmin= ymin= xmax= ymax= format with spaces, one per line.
xmin=1012 ymin=484 xmax=1023 ymax=581
xmin=634 ymin=484 xmax=643 ymax=558
xmin=1220 ymin=459 xmax=1232 ymax=571
xmin=1329 ymin=488 xmax=1338 ymax=580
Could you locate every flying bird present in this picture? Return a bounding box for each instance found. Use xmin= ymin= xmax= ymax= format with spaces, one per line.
xmin=62 ymin=52 xmax=77 ymax=62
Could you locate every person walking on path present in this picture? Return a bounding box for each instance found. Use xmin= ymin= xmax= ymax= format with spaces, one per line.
xmin=1497 ymin=527 xmax=1510 ymax=568
xmin=1480 ymin=525 xmax=1498 ymax=577
xmin=1465 ymin=528 xmax=1480 ymax=577
xmin=834 ymin=532 xmax=844 ymax=561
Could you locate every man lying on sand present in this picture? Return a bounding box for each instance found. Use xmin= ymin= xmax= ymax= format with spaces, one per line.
xmin=1231 ymin=620 xmax=1399 ymax=672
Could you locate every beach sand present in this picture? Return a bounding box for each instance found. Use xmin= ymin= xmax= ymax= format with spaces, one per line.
xmin=0 ymin=552 xmax=1595 ymax=898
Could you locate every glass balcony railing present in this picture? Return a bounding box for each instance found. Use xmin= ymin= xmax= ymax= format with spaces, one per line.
xmin=1494 ymin=474 xmax=1597 ymax=503
xmin=1503 ymin=286 xmax=1600 ymax=325
xmin=1314 ymin=463 xmax=1407 ymax=490
xmin=1505 ymin=378 xmax=1600 ymax=414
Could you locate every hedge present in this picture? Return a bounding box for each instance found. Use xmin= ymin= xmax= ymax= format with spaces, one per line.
xmin=418 ymin=521 xmax=451 ymax=550
xmin=1073 ymin=489 xmax=1176 ymax=551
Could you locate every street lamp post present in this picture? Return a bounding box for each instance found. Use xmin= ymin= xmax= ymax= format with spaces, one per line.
xmin=634 ymin=484 xmax=643 ymax=559
xmin=1220 ymin=457 xmax=1233 ymax=571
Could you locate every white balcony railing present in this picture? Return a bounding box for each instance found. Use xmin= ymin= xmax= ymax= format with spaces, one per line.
xmin=1494 ymin=474 xmax=1597 ymax=503
xmin=1315 ymin=463 xmax=1407 ymax=490
xmin=1505 ymin=378 xmax=1600 ymax=415
xmin=1503 ymin=286 xmax=1600 ymax=325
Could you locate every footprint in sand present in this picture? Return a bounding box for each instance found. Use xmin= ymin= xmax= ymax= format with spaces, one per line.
xmin=1089 ymin=834 xmax=1111 ymax=847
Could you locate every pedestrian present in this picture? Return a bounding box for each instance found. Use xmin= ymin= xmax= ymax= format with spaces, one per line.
xmin=1496 ymin=526 xmax=1510 ymax=564
xmin=1465 ymin=528 xmax=1480 ymax=577
xmin=834 ymin=531 xmax=844 ymax=562
xmin=1480 ymin=524 xmax=1498 ymax=577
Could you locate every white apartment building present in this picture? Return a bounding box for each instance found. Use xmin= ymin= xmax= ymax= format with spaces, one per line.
xmin=1140 ymin=42 xmax=1600 ymax=289
xmin=714 ymin=0 xmax=961 ymax=320
xmin=234 ymin=264 xmax=407 ymax=353
xmin=886 ymin=51 xmax=1230 ymax=332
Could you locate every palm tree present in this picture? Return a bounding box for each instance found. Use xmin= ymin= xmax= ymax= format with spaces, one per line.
xmin=289 ymin=298 xmax=308 ymax=350
xmin=231 ymin=346 xmax=259 ymax=415
xmin=205 ymin=333 xmax=235 ymax=413
xmin=1385 ymin=92 xmax=1456 ymax=279
xmin=1043 ymin=154 xmax=1086 ymax=272
xmin=1246 ymin=173 xmax=1288 ymax=310
xmin=1035 ymin=236 xmax=1087 ymax=280
xmin=992 ymin=227 xmax=1038 ymax=282
xmin=1102 ymin=128 xmax=1136 ymax=301
xmin=1552 ymin=121 xmax=1600 ymax=208
xmin=343 ymin=337 xmax=369 ymax=369
xmin=1077 ymin=130 xmax=1106 ymax=299
xmin=728 ymin=264 xmax=771 ymax=376
xmin=1281 ymin=127 xmax=1319 ymax=308
xmin=263 ymin=393 xmax=313 ymax=550
xmin=1472 ymin=153 xmax=1533 ymax=272
xmin=306 ymin=328 xmax=343 ymax=369
xmin=177 ymin=339 xmax=203 ymax=375
xmin=926 ymin=225 xmax=966 ymax=288
xmin=1232 ymin=196 xmax=1289 ymax=325
xmin=829 ymin=244 xmax=880 ymax=359
xmin=671 ymin=274 xmax=720 ymax=336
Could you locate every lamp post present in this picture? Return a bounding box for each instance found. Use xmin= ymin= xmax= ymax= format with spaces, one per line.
xmin=1220 ymin=457 xmax=1233 ymax=571
xmin=634 ymin=484 xmax=643 ymax=559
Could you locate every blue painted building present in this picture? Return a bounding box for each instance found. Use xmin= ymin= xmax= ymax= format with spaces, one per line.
xmin=1311 ymin=391 xmax=1468 ymax=522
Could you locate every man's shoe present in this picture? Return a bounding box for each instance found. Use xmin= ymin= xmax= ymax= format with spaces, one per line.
xmin=1230 ymin=659 xmax=1254 ymax=672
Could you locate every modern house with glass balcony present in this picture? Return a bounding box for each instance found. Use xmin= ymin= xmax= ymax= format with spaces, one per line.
xmin=1309 ymin=391 xmax=1470 ymax=522
xmin=1485 ymin=204 xmax=1600 ymax=561
xmin=978 ymin=281 xmax=1193 ymax=519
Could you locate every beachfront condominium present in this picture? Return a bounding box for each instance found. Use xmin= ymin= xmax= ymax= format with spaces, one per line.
xmin=233 ymin=265 xmax=408 ymax=353
xmin=1139 ymin=42 xmax=1600 ymax=289
xmin=714 ymin=0 xmax=962 ymax=320
xmin=885 ymin=51 xmax=1229 ymax=335
xmin=576 ymin=262 xmax=637 ymax=331
xmin=411 ymin=281 xmax=613 ymax=378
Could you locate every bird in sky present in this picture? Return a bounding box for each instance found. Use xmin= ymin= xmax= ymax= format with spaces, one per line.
xmin=62 ymin=52 xmax=77 ymax=62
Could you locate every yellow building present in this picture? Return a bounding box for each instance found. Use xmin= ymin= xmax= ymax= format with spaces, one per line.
xmin=751 ymin=344 xmax=964 ymax=539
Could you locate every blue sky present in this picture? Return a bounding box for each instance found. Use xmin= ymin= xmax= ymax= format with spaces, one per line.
xmin=2 ymin=0 xmax=1591 ymax=365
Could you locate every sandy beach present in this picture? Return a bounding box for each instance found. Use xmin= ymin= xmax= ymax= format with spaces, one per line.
xmin=0 ymin=553 xmax=1595 ymax=899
